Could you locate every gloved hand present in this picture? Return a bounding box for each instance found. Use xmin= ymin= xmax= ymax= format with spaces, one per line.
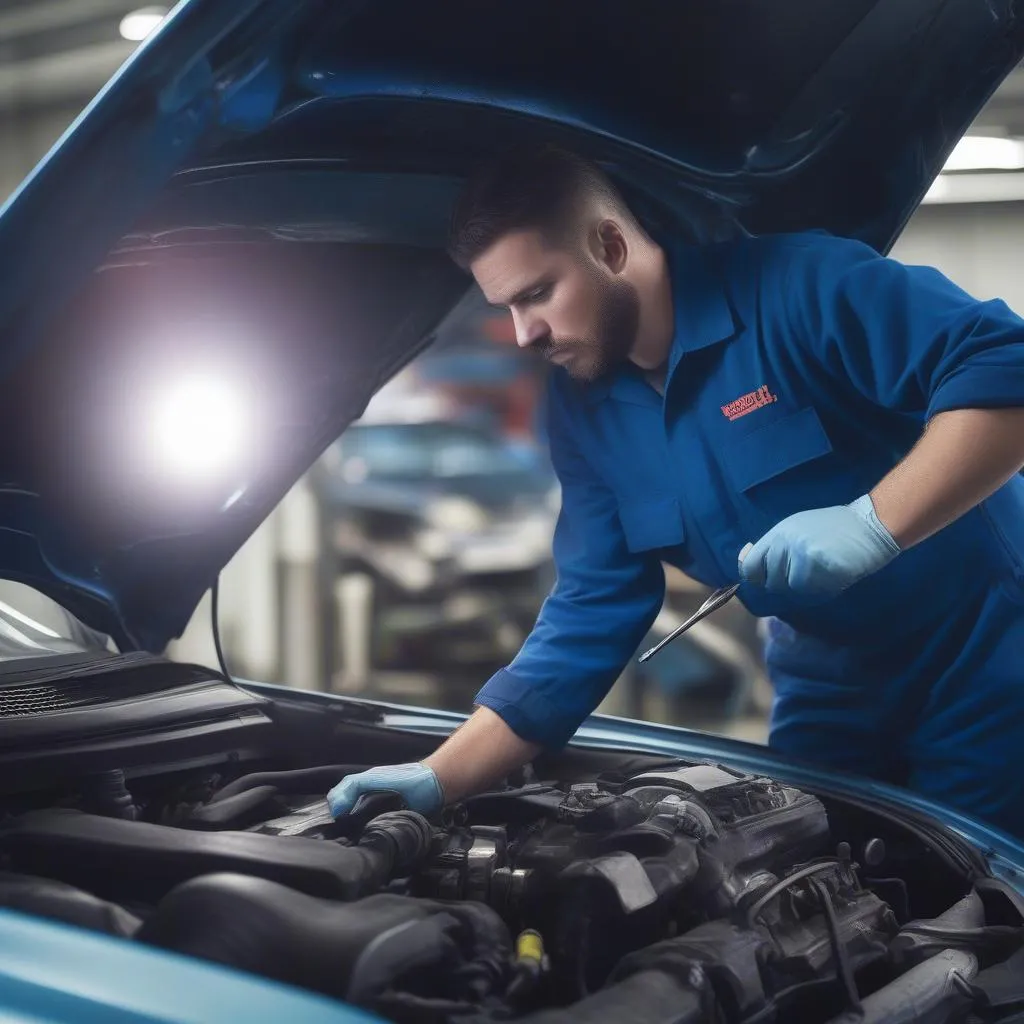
xmin=738 ymin=494 xmax=901 ymax=598
xmin=326 ymin=762 xmax=444 ymax=819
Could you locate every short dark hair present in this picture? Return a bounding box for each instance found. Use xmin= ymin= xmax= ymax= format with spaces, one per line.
xmin=447 ymin=145 xmax=628 ymax=270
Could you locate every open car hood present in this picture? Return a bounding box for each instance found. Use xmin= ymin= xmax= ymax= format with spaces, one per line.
xmin=1 ymin=0 xmax=1022 ymax=651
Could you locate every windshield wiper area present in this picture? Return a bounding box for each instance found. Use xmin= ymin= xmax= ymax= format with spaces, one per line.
xmin=0 ymin=654 xmax=223 ymax=714
xmin=0 ymin=581 xmax=114 ymax=660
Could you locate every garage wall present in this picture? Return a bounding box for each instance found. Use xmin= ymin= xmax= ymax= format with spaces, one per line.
xmin=892 ymin=203 xmax=1024 ymax=313
xmin=0 ymin=103 xmax=84 ymax=200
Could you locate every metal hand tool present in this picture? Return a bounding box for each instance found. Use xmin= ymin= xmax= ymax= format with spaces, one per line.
xmin=637 ymin=582 xmax=741 ymax=664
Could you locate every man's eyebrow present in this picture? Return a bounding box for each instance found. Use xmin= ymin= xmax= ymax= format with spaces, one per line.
xmin=498 ymin=278 xmax=549 ymax=308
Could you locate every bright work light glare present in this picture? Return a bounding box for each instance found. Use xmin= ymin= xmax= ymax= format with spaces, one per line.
xmin=149 ymin=376 xmax=248 ymax=481
xmin=119 ymin=6 xmax=169 ymax=42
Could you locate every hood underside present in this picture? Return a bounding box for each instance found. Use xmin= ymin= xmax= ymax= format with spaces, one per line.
xmin=1 ymin=0 xmax=1023 ymax=650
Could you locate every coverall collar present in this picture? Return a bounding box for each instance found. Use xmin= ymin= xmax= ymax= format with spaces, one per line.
xmin=583 ymin=241 xmax=739 ymax=407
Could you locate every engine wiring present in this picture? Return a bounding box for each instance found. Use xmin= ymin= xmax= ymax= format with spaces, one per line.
xmin=746 ymin=860 xmax=866 ymax=1013
xmin=810 ymin=877 xmax=862 ymax=1014
xmin=746 ymin=860 xmax=842 ymax=926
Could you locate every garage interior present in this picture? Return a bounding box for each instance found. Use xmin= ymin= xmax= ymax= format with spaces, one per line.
xmin=3 ymin=0 xmax=1024 ymax=745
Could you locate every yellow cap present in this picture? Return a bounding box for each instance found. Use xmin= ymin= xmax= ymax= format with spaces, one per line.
xmin=516 ymin=929 xmax=544 ymax=964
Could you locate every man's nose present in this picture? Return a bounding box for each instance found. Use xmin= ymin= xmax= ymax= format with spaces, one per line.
xmin=511 ymin=310 xmax=548 ymax=349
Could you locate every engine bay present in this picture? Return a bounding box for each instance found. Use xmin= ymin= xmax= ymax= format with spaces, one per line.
xmin=3 ymin=747 xmax=1024 ymax=1024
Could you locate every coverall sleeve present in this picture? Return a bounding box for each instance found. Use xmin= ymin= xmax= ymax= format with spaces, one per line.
xmin=474 ymin=376 xmax=666 ymax=748
xmin=774 ymin=234 xmax=1024 ymax=418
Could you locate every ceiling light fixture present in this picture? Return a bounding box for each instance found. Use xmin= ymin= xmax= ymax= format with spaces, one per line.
xmin=942 ymin=135 xmax=1024 ymax=172
xmin=922 ymin=171 xmax=1024 ymax=205
xmin=119 ymin=6 xmax=169 ymax=42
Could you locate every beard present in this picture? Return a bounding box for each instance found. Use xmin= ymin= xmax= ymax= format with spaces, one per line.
xmin=539 ymin=278 xmax=640 ymax=383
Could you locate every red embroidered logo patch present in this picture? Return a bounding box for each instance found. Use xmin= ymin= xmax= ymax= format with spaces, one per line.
xmin=721 ymin=384 xmax=778 ymax=422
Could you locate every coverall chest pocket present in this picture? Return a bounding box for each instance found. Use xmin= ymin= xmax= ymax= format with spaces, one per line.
xmin=617 ymin=497 xmax=686 ymax=554
xmin=726 ymin=406 xmax=844 ymax=523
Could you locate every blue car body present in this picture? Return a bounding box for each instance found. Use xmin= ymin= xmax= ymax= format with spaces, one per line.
xmin=3 ymin=0 xmax=1024 ymax=1019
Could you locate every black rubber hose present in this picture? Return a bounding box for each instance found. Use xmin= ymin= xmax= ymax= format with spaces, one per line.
xmin=513 ymin=970 xmax=707 ymax=1024
xmin=0 ymin=871 xmax=142 ymax=938
xmin=139 ymin=878 xmax=513 ymax=1006
xmin=824 ymin=948 xmax=978 ymax=1024
xmin=357 ymin=812 xmax=434 ymax=880
xmin=209 ymin=765 xmax=368 ymax=804
xmin=810 ymin=878 xmax=861 ymax=1013
xmin=0 ymin=808 xmax=428 ymax=903
xmin=746 ymin=860 xmax=841 ymax=926
xmin=185 ymin=786 xmax=286 ymax=831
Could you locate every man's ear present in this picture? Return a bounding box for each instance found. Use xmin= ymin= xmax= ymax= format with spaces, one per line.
xmin=592 ymin=219 xmax=628 ymax=274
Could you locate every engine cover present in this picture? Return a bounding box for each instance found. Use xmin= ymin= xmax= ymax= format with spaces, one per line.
xmin=3 ymin=756 xmax=1016 ymax=1024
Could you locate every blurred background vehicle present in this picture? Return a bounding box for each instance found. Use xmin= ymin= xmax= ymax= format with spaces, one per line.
xmin=312 ymin=384 xmax=558 ymax=700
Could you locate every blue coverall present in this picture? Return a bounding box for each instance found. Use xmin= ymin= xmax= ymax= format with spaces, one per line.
xmin=474 ymin=231 xmax=1024 ymax=836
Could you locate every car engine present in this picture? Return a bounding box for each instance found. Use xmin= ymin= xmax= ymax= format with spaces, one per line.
xmin=2 ymin=756 xmax=1023 ymax=1023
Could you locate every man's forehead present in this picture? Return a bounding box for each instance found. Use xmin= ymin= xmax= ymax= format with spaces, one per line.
xmin=472 ymin=230 xmax=563 ymax=303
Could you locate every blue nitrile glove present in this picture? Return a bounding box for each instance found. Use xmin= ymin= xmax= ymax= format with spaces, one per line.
xmin=738 ymin=494 xmax=901 ymax=598
xmin=327 ymin=762 xmax=444 ymax=819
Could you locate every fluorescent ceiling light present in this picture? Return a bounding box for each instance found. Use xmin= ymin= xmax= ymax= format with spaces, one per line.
xmin=923 ymin=171 xmax=1024 ymax=205
xmin=942 ymin=135 xmax=1024 ymax=172
xmin=119 ymin=6 xmax=168 ymax=42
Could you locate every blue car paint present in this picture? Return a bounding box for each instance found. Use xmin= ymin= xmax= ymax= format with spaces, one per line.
xmin=0 ymin=908 xmax=381 ymax=1024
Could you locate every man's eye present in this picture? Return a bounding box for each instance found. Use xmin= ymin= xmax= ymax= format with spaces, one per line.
xmin=525 ymin=285 xmax=551 ymax=304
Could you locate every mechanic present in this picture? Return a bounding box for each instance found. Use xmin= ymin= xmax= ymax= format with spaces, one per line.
xmin=328 ymin=145 xmax=1024 ymax=836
